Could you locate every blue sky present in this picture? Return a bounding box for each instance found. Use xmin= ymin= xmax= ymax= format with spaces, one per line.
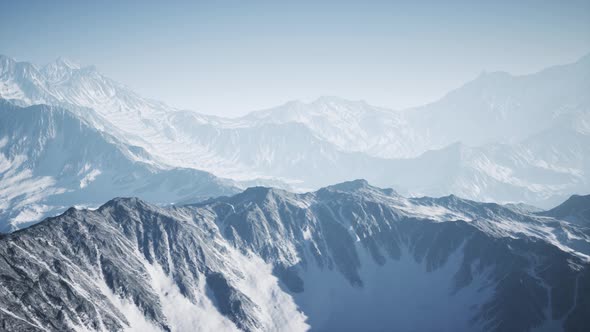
xmin=2 ymin=0 xmax=589 ymax=116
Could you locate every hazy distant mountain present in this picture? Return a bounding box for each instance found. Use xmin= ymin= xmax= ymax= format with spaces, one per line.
xmin=0 ymin=54 xmax=217 ymax=167
xmin=0 ymin=181 xmax=588 ymax=331
xmin=1 ymin=54 xmax=589 ymax=207
xmin=406 ymin=54 xmax=590 ymax=149
xmin=0 ymin=101 xmax=236 ymax=232
xmin=241 ymin=96 xmax=428 ymax=158
xmin=0 ymin=55 xmax=179 ymax=133
xmin=370 ymin=112 xmax=590 ymax=208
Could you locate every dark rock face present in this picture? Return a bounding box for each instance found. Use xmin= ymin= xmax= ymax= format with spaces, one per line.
xmin=206 ymin=272 xmax=261 ymax=331
xmin=0 ymin=182 xmax=589 ymax=331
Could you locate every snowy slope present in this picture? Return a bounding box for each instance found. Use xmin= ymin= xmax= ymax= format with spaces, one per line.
xmin=0 ymin=181 xmax=588 ymax=331
xmin=0 ymin=54 xmax=222 ymax=173
xmin=1 ymin=54 xmax=589 ymax=207
xmin=0 ymin=101 xmax=237 ymax=232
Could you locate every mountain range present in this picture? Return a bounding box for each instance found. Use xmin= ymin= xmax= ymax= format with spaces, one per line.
xmin=0 ymin=180 xmax=588 ymax=331
xmin=0 ymin=52 xmax=589 ymax=332
xmin=1 ymin=54 xmax=589 ymax=223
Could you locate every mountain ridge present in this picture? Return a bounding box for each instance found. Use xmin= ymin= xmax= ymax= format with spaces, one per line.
xmin=0 ymin=101 xmax=237 ymax=232
xmin=0 ymin=182 xmax=589 ymax=331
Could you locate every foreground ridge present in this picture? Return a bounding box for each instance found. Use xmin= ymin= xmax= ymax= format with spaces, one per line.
xmin=0 ymin=183 xmax=589 ymax=331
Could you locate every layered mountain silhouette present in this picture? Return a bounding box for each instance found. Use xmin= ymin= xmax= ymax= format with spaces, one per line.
xmin=2 ymin=54 xmax=588 ymax=211
xmin=1 ymin=53 xmax=589 ymax=332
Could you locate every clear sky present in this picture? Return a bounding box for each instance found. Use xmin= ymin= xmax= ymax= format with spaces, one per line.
xmin=2 ymin=0 xmax=589 ymax=116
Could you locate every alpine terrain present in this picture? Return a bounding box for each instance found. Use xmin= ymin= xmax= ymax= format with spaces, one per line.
xmin=0 ymin=100 xmax=237 ymax=232
xmin=2 ymin=2 xmax=588 ymax=332
xmin=0 ymin=180 xmax=588 ymax=331
xmin=1 ymin=54 xmax=589 ymax=209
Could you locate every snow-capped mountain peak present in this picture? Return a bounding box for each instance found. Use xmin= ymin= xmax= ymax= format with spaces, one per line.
xmin=41 ymin=57 xmax=82 ymax=83
xmin=48 ymin=56 xmax=80 ymax=70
